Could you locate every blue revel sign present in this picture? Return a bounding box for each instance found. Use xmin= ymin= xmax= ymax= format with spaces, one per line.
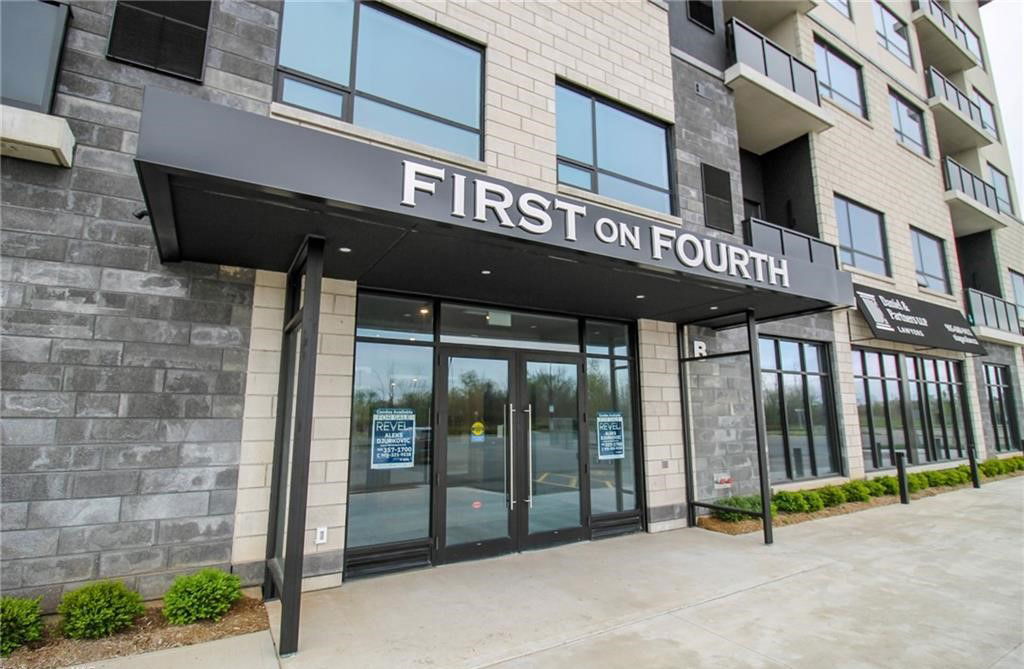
xmin=371 ymin=408 xmax=416 ymax=470
xmin=596 ymin=411 xmax=625 ymax=460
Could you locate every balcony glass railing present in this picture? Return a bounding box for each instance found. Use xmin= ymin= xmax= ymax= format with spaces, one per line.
xmin=943 ymin=157 xmax=1009 ymax=215
xmin=0 ymin=0 xmax=70 ymax=114
xmin=726 ymin=19 xmax=820 ymax=105
xmin=744 ymin=217 xmax=838 ymax=269
xmin=927 ymin=67 xmax=987 ymax=131
xmin=966 ymin=288 xmax=1023 ymax=336
xmin=912 ymin=0 xmax=971 ymax=54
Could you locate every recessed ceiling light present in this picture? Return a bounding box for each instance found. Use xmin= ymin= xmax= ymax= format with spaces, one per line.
xmin=481 ymin=270 xmax=492 ymax=275
xmin=418 ymin=307 xmax=430 ymax=315
xmin=636 ymin=294 xmax=645 ymax=299
xmin=403 ymin=313 xmax=412 ymax=317
xmin=338 ymin=247 xmax=352 ymax=253
xmin=709 ymin=306 xmax=719 ymax=311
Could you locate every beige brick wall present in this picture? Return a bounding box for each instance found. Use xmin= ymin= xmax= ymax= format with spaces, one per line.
xmin=233 ymin=271 xmax=354 ymax=587
xmin=637 ymin=319 xmax=686 ymax=531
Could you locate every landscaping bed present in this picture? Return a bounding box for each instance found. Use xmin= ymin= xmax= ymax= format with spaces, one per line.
xmin=698 ymin=457 xmax=1024 ymax=536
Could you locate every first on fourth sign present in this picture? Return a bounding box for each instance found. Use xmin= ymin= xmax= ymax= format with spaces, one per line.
xmin=371 ymin=408 xmax=416 ymax=470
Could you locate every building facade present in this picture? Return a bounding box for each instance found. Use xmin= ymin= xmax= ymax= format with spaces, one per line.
xmin=1 ymin=0 xmax=1021 ymax=645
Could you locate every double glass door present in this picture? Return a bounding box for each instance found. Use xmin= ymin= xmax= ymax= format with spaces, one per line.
xmin=436 ymin=348 xmax=586 ymax=562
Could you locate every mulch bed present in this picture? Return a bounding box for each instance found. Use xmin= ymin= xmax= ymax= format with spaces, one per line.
xmin=697 ymin=470 xmax=1024 ymax=536
xmin=1 ymin=596 xmax=269 ymax=669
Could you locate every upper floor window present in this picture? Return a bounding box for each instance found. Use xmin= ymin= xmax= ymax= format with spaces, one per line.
xmin=826 ymin=0 xmax=852 ymax=19
xmin=835 ymin=195 xmax=889 ymax=276
xmin=1010 ymin=270 xmax=1024 ymax=310
xmin=701 ymin=163 xmax=733 ymax=233
xmin=988 ymin=164 xmax=1014 ymax=215
xmin=687 ymin=1 xmax=715 ymax=33
xmin=873 ymin=1 xmax=912 ymax=67
xmin=911 ymin=228 xmax=950 ymax=294
xmin=108 ymin=1 xmax=212 ymax=82
xmin=276 ymin=1 xmax=483 ymax=160
xmin=555 ymin=83 xmax=673 ymax=214
xmin=815 ymin=39 xmax=866 ymax=118
xmin=973 ymin=89 xmax=998 ymax=139
xmin=958 ymin=17 xmax=984 ymax=68
xmin=890 ymin=91 xmax=928 ymax=156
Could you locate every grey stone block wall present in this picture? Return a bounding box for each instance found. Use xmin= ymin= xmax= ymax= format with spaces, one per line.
xmin=972 ymin=342 xmax=1024 ymax=457
xmin=1 ymin=0 xmax=280 ymax=609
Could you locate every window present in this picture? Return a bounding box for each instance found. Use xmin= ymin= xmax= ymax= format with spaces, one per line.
xmin=826 ymin=0 xmax=852 ymax=19
xmin=276 ymin=1 xmax=483 ymax=159
xmin=702 ymin=163 xmax=733 ymax=233
xmin=1 ymin=0 xmax=69 ymax=113
xmin=973 ymin=89 xmax=998 ymax=139
xmin=873 ymin=1 xmax=912 ymax=67
xmin=687 ymin=0 xmax=715 ymax=33
xmin=959 ymin=17 xmax=984 ymax=68
xmin=983 ymin=365 xmax=1018 ymax=453
xmin=1011 ymin=270 xmax=1024 ymax=311
xmin=988 ymin=164 xmax=1014 ymax=215
xmin=107 ymin=1 xmax=211 ymax=82
xmin=835 ymin=195 xmax=889 ymax=275
xmin=743 ymin=199 xmax=763 ymax=221
xmin=815 ymin=39 xmax=866 ymax=117
xmin=890 ymin=91 xmax=928 ymax=156
xmin=555 ymin=83 xmax=673 ymax=214
xmin=911 ymin=228 xmax=950 ymax=293
xmin=760 ymin=337 xmax=838 ymax=482
xmin=905 ymin=355 xmax=970 ymax=463
xmin=853 ymin=349 xmax=908 ymax=470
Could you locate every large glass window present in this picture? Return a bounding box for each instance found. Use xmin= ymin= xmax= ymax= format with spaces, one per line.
xmin=973 ymin=89 xmax=998 ymax=139
xmin=853 ymin=349 xmax=908 ymax=470
xmin=984 ymin=365 xmax=1018 ymax=453
xmin=959 ymin=18 xmax=984 ymax=68
xmin=873 ymin=1 xmax=912 ymax=67
xmin=906 ymin=355 xmax=970 ymax=463
xmin=911 ymin=228 xmax=950 ymax=294
xmin=835 ymin=195 xmax=889 ymax=276
xmin=439 ymin=304 xmax=579 ymax=352
xmin=988 ymin=164 xmax=1014 ymax=215
xmin=815 ymin=39 xmax=866 ymax=118
xmin=1011 ymin=270 xmax=1024 ymax=312
xmin=826 ymin=0 xmax=852 ymax=19
xmin=890 ymin=91 xmax=928 ymax=157
xmin=555 ymin=83 xmax=673 ymax=214
xmin=277 ymin=1 xmax=483 ymax=159
xmin=760 ymin=337 xmax=838 ymax=482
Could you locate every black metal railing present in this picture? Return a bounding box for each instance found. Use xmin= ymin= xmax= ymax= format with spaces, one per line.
xmin=943 ymin=157 xmax=1009 ymax=215
xmin=726 ymin=19 xmax=820 ymax=105
xmin=744 ymin=217 xmax=839 ymax=269
xmin=966 ymin=288 xmax=1023 ymax=336
xmin=927 ymin=68 xmax=987 ymax=133
xmin=0 ymin=0 xmax=70 ymax=114
xmin=912 ymin=0 xmax=971 ymax=54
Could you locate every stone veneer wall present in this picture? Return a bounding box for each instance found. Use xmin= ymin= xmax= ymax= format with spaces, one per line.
xmin=0 ymin=0 xmax=280 ymax=608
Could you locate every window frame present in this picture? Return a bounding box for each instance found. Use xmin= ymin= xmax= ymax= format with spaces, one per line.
xmin=687 ymin=0 xmax=716 ymax=34
xmin=958 ymin=16 xmax=985 ymax=69
xmin=1010 ymin=270 xmax=1024 ymax=311
xmin=273 ymin=0 xmax=485 ymax=161
xmin=972 ymin=88 xmax=998 ymax=139
xmin=106 ymin=0 xmax=213 ymax=83
xmin=835 ymin=194 xmax=891 ymax=277
xmin=889 ymin=89 xmax=928 ymax=157
xmin=815 ymin=37 xmax=867 ymax=118
xmin=701 ymin=163 xmax=734 ymax=233
xmin=826 ymin=0 xmax=852 ymax=19
xmin=555 ymin=80 xmax=676 ymax=215
xmin=987 ymin=163 xmax=1014 ymax=215
xmin=852 ymin=348 xmax=910 ymax=471
xmin=983 ymin=364 xmax=1019 ymax=453
xmin=910 ymin=227 xmax=951 ymax=294
xmin=873 ymin=0 xmax=913 ymax=68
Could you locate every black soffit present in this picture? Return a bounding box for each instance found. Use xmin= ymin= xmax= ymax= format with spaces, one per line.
xmin=853 ymin=285 xmax=986 ymax=355
xmin=134 ymin=87 xmax=854 ymax=326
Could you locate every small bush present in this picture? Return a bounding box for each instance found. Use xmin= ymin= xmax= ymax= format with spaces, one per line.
xmin=841 ymin=480 xmax=871 ymax=503
xmin=1 ymin=597 xmax=43 ymax=656
xmin=864 ymin=479 xmax=886 ymax=497
xmin=801 ymin=490 xmax=825 ymax=512
xmin=773 ymin=490 xmax=809 ymax=514
xmin=925 ymin=470 xmax=948 ymax=487
xmin=818 ymin=486 xmax=847 ymax=507
xmin=711 ymin=495 xmax=777 ymax=522
xmin=876 ymin=476 xmax=900 ymax=496
xmin=58 ymin=581 xmax=143 ymax=640
xmin=907 ymin=472 xmax=928 ymax=493
xmin=163 ymin=569 xmax=241 ymax=625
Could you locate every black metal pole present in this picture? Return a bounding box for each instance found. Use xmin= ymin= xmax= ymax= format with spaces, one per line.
xmin=745 ymin=310 xmax=773 ymax=545
xmin=896 ymin=452 xmax=910 ymax=504
xmin=677 ymin=325 xmax=697 ymax=528
xmin=967 ymin=445 xmax=981 ymax=488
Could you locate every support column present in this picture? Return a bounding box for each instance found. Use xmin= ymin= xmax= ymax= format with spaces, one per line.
xmin=745 ymin=310 xmax=773 ymax=545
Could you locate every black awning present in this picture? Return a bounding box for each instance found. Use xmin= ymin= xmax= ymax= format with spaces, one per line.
xmin=853 ymin=285 xmax=985 ymax=354
xmin=134 ymin=87 xmax=854 ymax=326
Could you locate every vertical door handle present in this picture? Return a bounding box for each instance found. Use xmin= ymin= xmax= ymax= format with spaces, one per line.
xmin=525 ymin=404 xmax=534 ymax=508
xmin=508 ymin=403 xmax=516 ymax=511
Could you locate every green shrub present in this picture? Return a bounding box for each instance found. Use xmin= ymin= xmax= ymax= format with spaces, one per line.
xmin=801 ymin=490 xmax=825 ymax=512
xmin=1 ymin=596 xmax=43 ymax=656
xmin=163 ymin=569 xmax=241 ymax=626
xmin=864 ymin=479 xmax=886 ymax=497
xmin=58 ymin=581 xmax=143 ymax=639
xmin=841 ymin=480 xmax=871 ymax=503
xmin=876 ymin=476 xmax=900 ymax=496
xmin=907 ymin=472 xmax=928 ymax=493
xmin=818 ymin=486 xmax=847 ymax=507
xmin=925 ymin=470 xmax=948 ymax=487
xmin=773 ymin=490 xmax=809 ymax=514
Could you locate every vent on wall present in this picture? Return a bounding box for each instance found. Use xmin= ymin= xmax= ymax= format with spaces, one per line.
xmin=107 ymin=1 xmax=212 ymax=82
xmin=701 ymin=163 xmax=734 ymax=233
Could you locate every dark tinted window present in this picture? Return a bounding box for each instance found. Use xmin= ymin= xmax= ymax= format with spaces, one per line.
xmin=815 ymin=39 xmax=866 ymax=117
xmin=1 ymin=0 xmax=69 ymax=113
xmin=687 ymin=1 xmax=715 ymax=33
xmin=835 ymin=195 xmax=889 ymax=276
xmin=356 ymin=294 xmax=434 ymax=342
xmin=911 ymin=228 xmax=950 ymax=294
xmin=701 ymin=163 xmax=733 ymax=233
xmin=108 ymin=1 xmax=211 ymax=82
xmin=890 ymin=91 xmax=927 ymax=156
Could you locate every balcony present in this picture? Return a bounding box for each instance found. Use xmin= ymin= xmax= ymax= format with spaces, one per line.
xmin=723 ymin=0 xmax=817 ymax=34
xmin=911 ymin=0 xmax=979 ymax=74
xmin=724 ymin=19 xmax=834 ymax=155
xmin=744 ymin=217 xmax=839 ymax=270
xmin=966 ymin=289 xmax=1024 ymax=344
xmin=927 ymin=68 xmax=993 ymax=154
xmin=943 ymin=157 xmax=1011 ymax=237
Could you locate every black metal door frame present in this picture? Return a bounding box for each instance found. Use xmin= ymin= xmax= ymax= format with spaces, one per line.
xmin=262 ymin=236 xmax=325 ymax=657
